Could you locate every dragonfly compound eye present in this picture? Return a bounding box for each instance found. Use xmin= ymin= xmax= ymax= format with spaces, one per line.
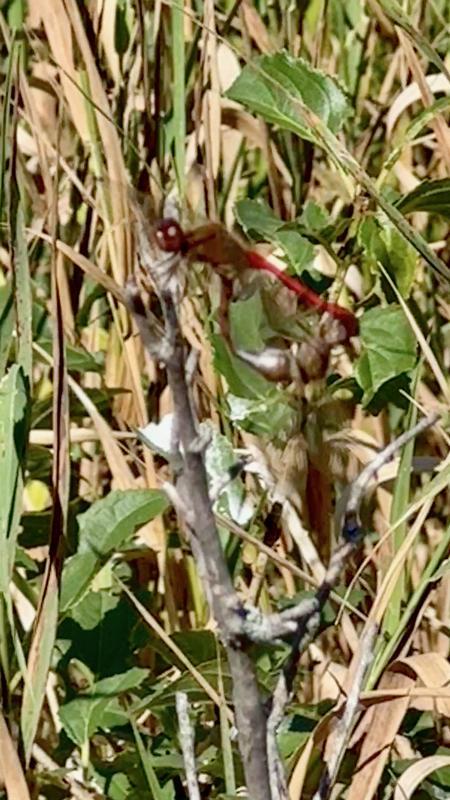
xmin=155 ymin=218 xmax=185 ymax=253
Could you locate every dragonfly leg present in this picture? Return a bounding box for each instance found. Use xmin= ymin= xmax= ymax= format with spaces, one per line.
xmin=218 ymin=277 xmax=234 ymax=344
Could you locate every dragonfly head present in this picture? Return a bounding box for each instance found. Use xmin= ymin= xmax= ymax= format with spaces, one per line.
xmin=154 ymin=218 xmax=186 ymax=254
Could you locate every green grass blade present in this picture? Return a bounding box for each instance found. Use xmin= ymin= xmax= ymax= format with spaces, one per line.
xmin=382 ymin=369 xmax=420 ymax=636
xmin=131 ymin=715 xmax=174 ymax=799
xmin=367 ymin=523 xmax=450 ymax=689
xmin=0 ymin=365 xmax=28 ymax=683
xmin=13 ymin=201 xmax=33 ymax=380
xmin=171 ymin=0 xmax=186 ymax=196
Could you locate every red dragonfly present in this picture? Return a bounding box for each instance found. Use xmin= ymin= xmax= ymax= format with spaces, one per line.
xmin=153 ymin=218 xmax=358 ymax=340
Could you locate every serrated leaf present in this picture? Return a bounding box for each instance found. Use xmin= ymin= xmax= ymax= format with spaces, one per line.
xmin=298 ymin=200 xmax=330 ymax=234
xmin=227 ymin=53 xmax=351 ymax=143
xmin=78 ymin=489 xmax=169 ymax=556
xmin=60 ymin=490 xmax=169 ymax=612
xmin=354 ymin=306 xmax=417 ymax=406
xmin=275 ymin=227 xmax=315 ymax=273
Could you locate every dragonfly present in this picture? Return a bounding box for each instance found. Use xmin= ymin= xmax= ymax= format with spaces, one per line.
xmin=152 ymin=217 xmax=358 ymax=340
xmin=147 ymin=217 xmax=357 ymax=547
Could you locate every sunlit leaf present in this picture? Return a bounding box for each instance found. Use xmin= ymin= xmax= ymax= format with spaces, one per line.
xmin=355 ymin=305 xmax=417 ymax=407
xmin=60 ymin=490 xmax=169 ymax=612
xmin=227 ymin=53 xmax=351 ymax=142
xmin=77 ymin=489 xmax=169 ymax=556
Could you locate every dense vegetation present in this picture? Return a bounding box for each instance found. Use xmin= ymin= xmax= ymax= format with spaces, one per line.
xmin=1 ymin=1 xmax=450 ymax=798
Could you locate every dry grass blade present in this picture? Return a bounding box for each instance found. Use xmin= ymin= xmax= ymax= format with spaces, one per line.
xmin=393 ymin=653 xmax=450 ymax=716
xmin=33 ymin=342 xmax=136 ymax=488
xmin=62 ymin=0 xmax=130 ymax=278
xmin=21 ymin=159 xmax=70 ymax=763
xmin=393 ymin=755 xmax=450 ymax=799
xmin=348 ymin=654 xmax=450 ymax=799
xmin=347 ymin=669 xmax=414 ymax=800
xmin=397 ymin=29 xmax=450 ymax=173
xmin=0 ymin=710 xmax=31 ymax=800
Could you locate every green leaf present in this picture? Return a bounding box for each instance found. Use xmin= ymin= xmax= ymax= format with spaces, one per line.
xmin=227 ymin=53 xmax=351 ymax=143
xmin=379 ymin=224 xmax=418 ymax=298
xmin=236 ymin=199 xmax=282 ymax=239
xmin=115 ymin=0 xmax=130 ymax=54
xmin=277 ymin=712 xmax=317 ymax=762
xmin=7 ymin=0 xmax=25 ymax=28
xmin=229 ymin=292 xmax=268 ymax=352
xmin=60 ymin=490 xmax=169 ymax=612
xmin=59 ymin=696 xmax=114 ymax=746
xmin=227 ymin=393 xmax=298 ymax=438
xmin=38 ymin=340 xmax=104 ymax=373
xmin=354 ymin=306 xmax=417 ymax=406
xmin=59 ymin=668 xmax=148 ymax=746
xmin=60 ymin=551 xmax=98 ymax=613
xmin=70 ymin=588 xmax=120 ymax=630
xmin=21 ymin=587 xmax=59 ymax=762
xmin=236 ymin=199 xmax=314 ymax=274
xmin=384 ymin=377 xmax=420 ymax=636
xmin=93 ymin=667 xmax=149 ymax=696
xmin=170 ymin=631 xmax=217 ymax=666
xmin=212 ymin=334 xmax=274 ymax=398
xmin=275 ymin=227 xmax=315 ymax=274
xmin=77 ymin=489 xmax=169 ymax=557
xmin=212 ymin=334 xmax=298 ymax=436
xmin=108 ymin=773 xmax=133 ymax=800
xmin=170 ymin=0 xmax=186 ymax=196
xmin=131 ymin=716 xmax=175 ymax=800
xmin=396 ymin=179 xmax=450 ymax=218
xmin=298 ymin=200 xmax=330 ymax=234
xmin=358 ymin=216 xmax=417 ymax=298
